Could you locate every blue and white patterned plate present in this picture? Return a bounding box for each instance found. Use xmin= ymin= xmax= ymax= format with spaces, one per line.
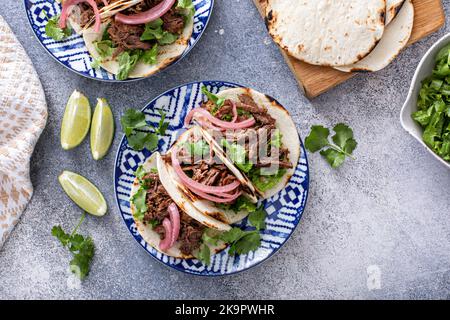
xmin=24 ymin=0 xmax=213 ymax=81
xmin=114 ymin=81 xmax=310 ymax=276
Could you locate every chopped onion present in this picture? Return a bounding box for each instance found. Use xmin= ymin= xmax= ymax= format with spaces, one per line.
xmin=185 ymin=108 xmax=256 ymax=130
xmin=59 ymin=0 xmax=101 ymax=33
xmin=171 ymin=149 xmax=240 ymax=194
xmin=159 ymin=218 xmax=173 ymax=251
xmin=167 ymin=203 xmax=180 ymax=247
xmin=115 ymin=0 xmax=175 ymax=25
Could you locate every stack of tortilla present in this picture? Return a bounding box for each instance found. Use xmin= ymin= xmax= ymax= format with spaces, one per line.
xmin=265 ymin=0 xmax=414 ymax=72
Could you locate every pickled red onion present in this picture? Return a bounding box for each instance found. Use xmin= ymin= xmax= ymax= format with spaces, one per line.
xmin=230 ymin=101 xmax=238 ymax=123
xmin=171 ymin=149 xmax=240 ymax=194
xmin=189 ymin=187 xmax=242 ymax=203
xmin=167 ymin=203 xmax=180 ymax=247
xmin=159 ymin=218 xmax=173 ymax=251
xmin=59 ymin=0 xmax=101 ymax=33
xmin=184 ymin=108 xmax=255 ymax=130
xmin=115 ymin=0 xmax=175 ymax=25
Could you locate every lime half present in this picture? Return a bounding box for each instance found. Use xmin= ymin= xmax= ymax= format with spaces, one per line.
xmin=61 ymin=90 xmax=91 ymax=150
xmin=58 ymin=171 xmax=107 ymax=216
xmin=90 ymin=98 xmax=114 ymax=160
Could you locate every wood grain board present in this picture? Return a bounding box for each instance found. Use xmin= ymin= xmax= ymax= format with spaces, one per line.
xmin=253 ymin=0 xmax=446 ymax=98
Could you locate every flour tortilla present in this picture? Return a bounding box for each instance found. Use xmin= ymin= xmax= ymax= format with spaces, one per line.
xmin=162 ymin=127 xmax=257 ymax=226
xmin=265 ymin=0 xmax=386 ymax=66
xmin=199 ymin=88 xmax=301 ymax=200
xmin=69 ymin=6 xmax=194 ymax=78
xmin=386 ymin=0 xmax=406 ymax=25
xmin=130 ymin=152 xmax=227 ymax=259
xmin=334 ymin=0 xmax=414 ymax=73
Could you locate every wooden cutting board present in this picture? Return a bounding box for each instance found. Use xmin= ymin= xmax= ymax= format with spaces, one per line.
xmin=253 ymin=0 xmax=445 ymax=98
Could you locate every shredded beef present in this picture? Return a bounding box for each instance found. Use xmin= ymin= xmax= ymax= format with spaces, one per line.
xmin=141 ymin=172 xmax=204 ymax=255
xmin=108 ymin=20 xmax=151 ymax=52
xmin=162 ymin=9 xmax=185 ymax=34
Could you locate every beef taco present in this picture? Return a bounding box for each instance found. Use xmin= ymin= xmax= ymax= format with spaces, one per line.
xmin=185 ymin=87 xmax=301 ymax=199
xmin=59 ymin=0 xmax=194 ymax=80
xmin=130 ymin=152 xmax=227 ymax=259
xmin=159 ymin=126 xmax=260 ymax=226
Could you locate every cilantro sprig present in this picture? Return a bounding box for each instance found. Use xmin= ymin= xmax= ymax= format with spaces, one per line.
xmin=141 ymin=19 xmax=179 ymax=45
xmin=195 ymin=205 xmax=267 ymax=264
xmin=202 ymin=86 xmax=225 ymax=109
xmin=51 ymin=213 xmax=95 ymax=280
xmin=120 ymin=109 xmax=168 ymax=151
xmin=45 ymin=14 xmax=72 ymax=41
xmin=305 ymin=123 xmax=357 ymax=168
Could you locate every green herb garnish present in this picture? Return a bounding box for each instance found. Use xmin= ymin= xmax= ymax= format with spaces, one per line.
xmin=45 ymin=14 xmax=72 ymax=41
xmin=51 ymin=213 xmax=95 ymax=280
xmin=412 ymin=44 xmax=450 ymax=162
xmin=221 ymin=139 xmax=253 ymax=173
xmin=220 ymin=228 xmax=261 ymax=256
xmin=141 ymin=18 xmax=179 ymax=45
xmin=120 ymin=109 xmax=168 ymax=151
xmin=305 ymin=123 xmax=357 ymax=168
xmin=177 ymin=0 xmax=195 ymax=18
xmin=201 ymin=86 xmax=225 ymax=109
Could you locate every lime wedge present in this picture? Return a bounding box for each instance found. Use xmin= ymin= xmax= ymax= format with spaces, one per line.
xmin=90 ymin=98 xmax=114 ymax=160
xmin=61 ymin=90 xmax=91 ymax=150
xmin=58 ymin=171 xmax=107 ymax=216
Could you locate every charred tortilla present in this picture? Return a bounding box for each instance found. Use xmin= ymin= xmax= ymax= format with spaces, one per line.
xmin=130 ymin=153 xmax=227 ymax=259
xmin=265 ymin=0 xmax=386 ymax=67
xmin=334 ymin=0 xmax=413 ymax=73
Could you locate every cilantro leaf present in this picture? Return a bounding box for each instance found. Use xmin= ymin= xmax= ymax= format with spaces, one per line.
xmin=45 ymin=15 xmax=71 ymax=41
xmin=51 ymin=213 xmax=95 ymax=280
xmin=305 ymin=123 xmax=357 ymax=168
xmin=94 ymin=40 xmax=115 ymax=59
xmin=120 ymin=109 xmax=165 ymax=151
xmin=331 ymin=123 xmax=358 ymax=155
xmin=156 ymin=110 xmax=169 ymax=135
xmin=184 ymin=140 xmax=210 ymax=157
xmin=134 ymin=165 xmax=147 ymax=180
xmin=141 ymin=19 xmax=179 ymax=45
xmin=201 ymin=86 xmax=225 ymax=108
xmin=196 ymin=243 xmax=211 ymax=265
xmin=131 ymin=187 xmax=147 ymax=221
xmin=231 ymin=232 xmax=261 ymax=255
xmin=117 ymin=50 xmax=142 ymax=80
xmin=221 ymin=228 xmax=261 ymax=256
xmin=248 ymin=205 xmax=267 ymax=230
xmin=249 ymin=167 xmax=286 ymax=192
xmin=221 ymin=139 xmax=252 ymax=172
xmin=304 ymin=125 xmax=330 ymax=152
xmin=120 ymin=109 xmax=147 ymax=136
xmin=271 ymin=129 xmax=283 ymax=148
xmin=319 ymin=148 xmax=346 ymax=168
xmin=177 ymin=0 xmax=195 ymax=18
xmin=141 ymin=44 xmax=158 ymax=65
xmin=231 ymin=195 xmax=257 ymax=213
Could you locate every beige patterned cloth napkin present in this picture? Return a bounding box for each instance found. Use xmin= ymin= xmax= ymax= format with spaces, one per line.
xmin=0 ymin=16 xmax=47 ymax=248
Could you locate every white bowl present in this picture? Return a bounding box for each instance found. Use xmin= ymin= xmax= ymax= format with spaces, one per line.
xmin=400 ymin=33 xmax=450 ymax=170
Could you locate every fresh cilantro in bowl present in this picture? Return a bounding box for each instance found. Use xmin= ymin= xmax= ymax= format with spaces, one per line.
xmin=412 ymin=44 xmax=450 ymax=162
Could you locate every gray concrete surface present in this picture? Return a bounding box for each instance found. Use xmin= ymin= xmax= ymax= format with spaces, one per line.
xmin=0 ymin=0 xmax=449 ymax=300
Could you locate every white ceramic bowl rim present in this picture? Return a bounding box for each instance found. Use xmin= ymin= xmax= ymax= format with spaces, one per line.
xmin=400 ymin=32 xmax=450 ymax=169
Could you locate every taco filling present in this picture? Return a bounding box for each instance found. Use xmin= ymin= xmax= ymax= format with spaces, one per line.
xmin=185 ymin=90 xmax=293 ymax=194
xmin=163 ymin=131 xmax=255 ymax=209
xmin=57 ymin=0 xmax=194 ymax=80
xmin=132 ymin=169 xmax=205 ymax=255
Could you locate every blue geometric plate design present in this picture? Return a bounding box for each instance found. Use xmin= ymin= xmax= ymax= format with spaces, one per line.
xmin=114 ymin=81 xmax=310 ymax=275
xmin=24 ymin=0 xmax=213 ymax=81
